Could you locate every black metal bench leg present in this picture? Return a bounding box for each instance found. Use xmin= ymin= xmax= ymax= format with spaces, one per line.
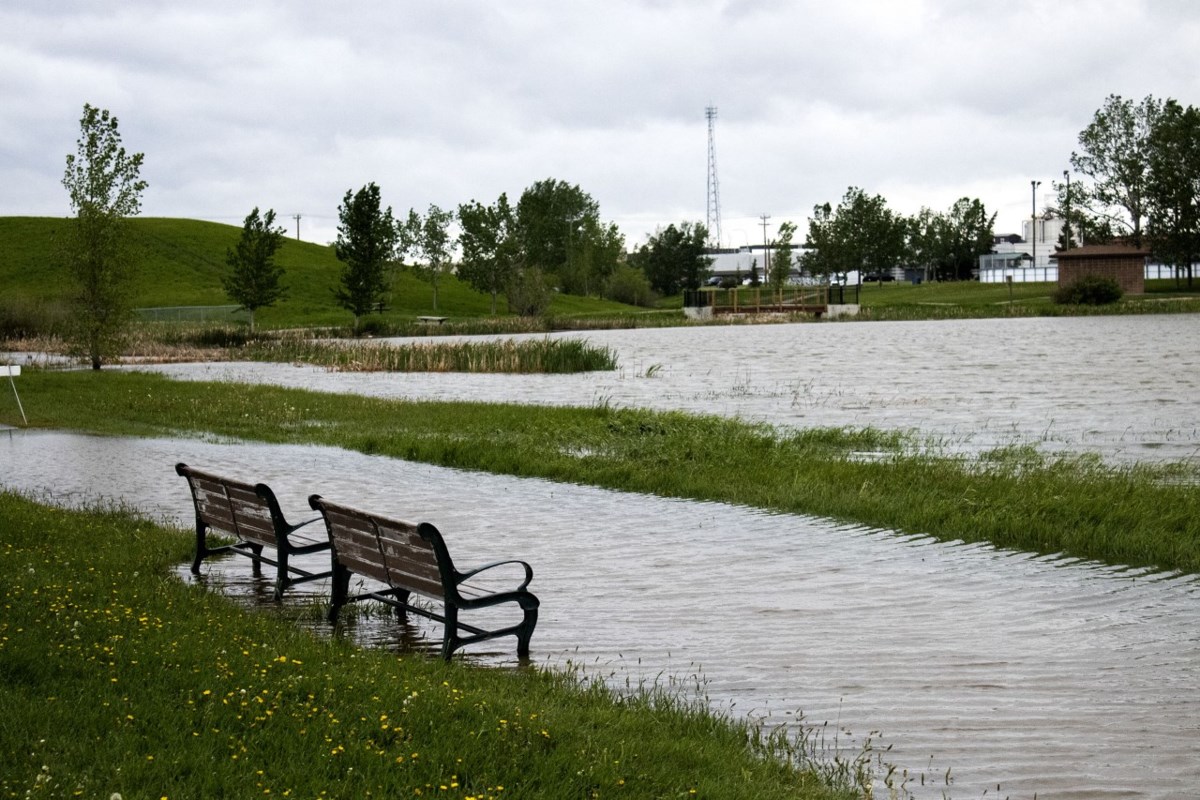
xmin=327 ymin=563 xmax=350 ymax=623
xmin=517 ymin=607 xmax=538 ymax=658
xmin=394 ymin=589 xmax=411 ymax=620
xmin=248 ymin=544 xmax=264 ymax=577
xmin=273 ymin=549 xmax=289 ymax=602
xmin=190 ymin=521 xmax=208 ymax=575
xmin=441 ymin=605 xmax=460 ymax=661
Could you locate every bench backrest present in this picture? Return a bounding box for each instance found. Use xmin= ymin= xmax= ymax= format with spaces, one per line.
xmin=176 ymin=463 xmax=282 ymax=548
xmin=310 ymin=497 xmax=446 ymax=601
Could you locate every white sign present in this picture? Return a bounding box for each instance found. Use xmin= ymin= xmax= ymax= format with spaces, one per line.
xmin=0 ymin=365 xmax=20 ymax=377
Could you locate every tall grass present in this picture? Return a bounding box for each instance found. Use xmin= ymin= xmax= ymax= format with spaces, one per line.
xmin=0 ymin=491 xmax=852 ymax=800
xmin=9 ymin=370 xmax=1200 ymax=575
xmin=242 ymin=337 xmax=618 ymax=373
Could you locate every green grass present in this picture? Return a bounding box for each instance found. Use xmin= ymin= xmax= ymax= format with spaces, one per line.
xmin=0 ymin=217 xmax=645 ymax=331
xmin=7 ymin=370 xmax=1199 ymax=575
xmin=851 ymin=278 xmax=1200 ymax=319
xmin=0 ymin=491 xmax=852 ymax=800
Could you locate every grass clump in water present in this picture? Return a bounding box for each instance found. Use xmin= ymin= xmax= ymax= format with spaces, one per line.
xmin=240 ymin=336 xmax=618 ymax=374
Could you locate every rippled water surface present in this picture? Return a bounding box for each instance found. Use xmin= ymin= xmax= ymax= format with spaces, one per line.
xmin=2 ymin=430 xmax=1198 ymax=799
xmin=138 ymin=314 xmax=1200 ymax=462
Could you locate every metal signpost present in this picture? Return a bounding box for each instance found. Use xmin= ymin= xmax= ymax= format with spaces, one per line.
xmin=2 ymin=364 xmax=27 ymax=425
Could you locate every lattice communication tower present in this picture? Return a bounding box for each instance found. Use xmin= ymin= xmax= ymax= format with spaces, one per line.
xmin=705 ymin=106 xmax=723 ymax=249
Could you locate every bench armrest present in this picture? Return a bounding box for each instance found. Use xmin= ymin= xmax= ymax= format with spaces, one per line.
xmin=458 ymin=559 xmax=534 ymax=592
xmin=286 ymin=515 xmax=323 ymax=534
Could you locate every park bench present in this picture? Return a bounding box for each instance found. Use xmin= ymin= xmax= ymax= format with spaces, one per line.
xmin=308 ymin=494 xmax=539 ymax=660
xmin=176 ymin=463 xmax=332 ymax=600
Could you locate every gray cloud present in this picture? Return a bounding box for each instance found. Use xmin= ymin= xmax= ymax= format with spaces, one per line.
xmin=2 ymin=0 xmax=1196 ymax=247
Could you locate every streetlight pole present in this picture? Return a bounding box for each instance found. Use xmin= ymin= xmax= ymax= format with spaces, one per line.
xmin=1031 ymin=180 xmax=1041 ymax=271
xmin=1063 ymin=171 xmax=1071 ymax=249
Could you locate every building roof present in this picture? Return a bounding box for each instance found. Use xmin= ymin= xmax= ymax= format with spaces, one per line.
xmin=1052 ymin=243 xmax=1152 ymax=261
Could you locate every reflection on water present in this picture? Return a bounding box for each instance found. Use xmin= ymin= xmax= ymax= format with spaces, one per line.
xmin=2 ymin=430 xmax=1198 ymax=799
xmin=136 ymin=314 xmax=1200 ymax=463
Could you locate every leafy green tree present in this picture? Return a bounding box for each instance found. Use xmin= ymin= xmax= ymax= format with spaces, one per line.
xmin=515 ymin=178 xmax=622 ymax=295
xmin=1070 ymin=94 xmax=1163 ymax=244
xmin=1146 ymin=99 xmax=1200 ymax=287
xmin=221 ymin=207 xmax=287 ymax=333
xmin=562 ymin=215 xmax=625 ymax=296
xmin=801 ymin=202 xmax=839 ymax=281
xmin=804 ymin=188 xmax=906 ymax=283
xmin=907 ymin=207 xmax=946 ymax=282
xmin=457 ymin=193 xmax=522 ymax=314
xmin=634 ymin=221 xmax=710 ymax=296
xmin=402 ymin=204 xmax=456 ymax=311
xmin=939 ymin=198 xmax=996 ymax=281
xmin=60 ymin=103 xmax=147 ymax=370
xmin=769 ymin=221 xmax=796 ymax=290
xmin=334 ymin=183 xmax=397 ymax=330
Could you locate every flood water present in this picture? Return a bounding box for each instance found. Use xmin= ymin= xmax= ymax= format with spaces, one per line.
xmin=4 ymin=314 xmax=1200 ymax=798
xmin=138 ymin=314 xmax=1200 ymax=463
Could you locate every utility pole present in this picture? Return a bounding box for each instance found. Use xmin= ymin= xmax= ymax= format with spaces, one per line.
xmin=292 ymin=214 xmax=302 ymax=241
xmin=759 ymin=213 xmax=770 ymax=283
xmin=1030 ymin=180 xmax=1041 ymax=271
xmin=1063 ymin=171 xmax=1072 ymax=249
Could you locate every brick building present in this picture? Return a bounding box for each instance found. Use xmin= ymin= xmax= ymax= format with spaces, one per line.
xmin=1053 ymin=243 xmax=1150 ymax=295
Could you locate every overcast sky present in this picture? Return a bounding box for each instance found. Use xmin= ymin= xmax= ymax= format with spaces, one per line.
xmin=3 ymin=1 xmax=1197 ymax=249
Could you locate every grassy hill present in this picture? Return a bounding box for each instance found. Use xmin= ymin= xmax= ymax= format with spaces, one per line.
xmin=0 ymin=216 xmax=642 ymax=329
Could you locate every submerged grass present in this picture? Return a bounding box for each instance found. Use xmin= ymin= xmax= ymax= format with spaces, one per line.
xmin=7 ymin=370 xmax=1200 ymax=575
xmin=0 ymin=492 xmax=851 ymax=799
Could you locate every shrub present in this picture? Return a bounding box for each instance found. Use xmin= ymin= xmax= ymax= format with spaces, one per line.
xmin=603 ymin=264 xmax=657 ymax=307
xmin=0 ymin=297 xmax=70 ymax=339
xmin=506 ymin=267 xmax=553 ymax=317
xmin=1054 ymin=275 xmax=1123 ymax=305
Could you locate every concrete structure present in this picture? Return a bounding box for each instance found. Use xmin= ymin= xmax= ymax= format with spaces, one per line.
xmin=1054 ymin=243 xmax=1150 ymax=295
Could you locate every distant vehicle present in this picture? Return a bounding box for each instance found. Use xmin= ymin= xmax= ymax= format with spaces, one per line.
xmin=704 ymin=275 xmax=722 ymax=286
xmin=863 ymin=273 xmax=895 ymax=282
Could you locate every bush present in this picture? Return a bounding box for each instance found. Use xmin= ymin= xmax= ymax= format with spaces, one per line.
xmin=1054 ymin=275 xmax=1124 ymax=305
xmin=603 ymin=264 xmax=657 ymax=307
xmin=0 ymin=297 xmax=71 ymax=340
xmin=506 ymin=266 xmax=553 ymax=317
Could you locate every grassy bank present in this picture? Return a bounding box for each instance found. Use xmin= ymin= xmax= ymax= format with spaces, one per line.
xmin=0 ymin=492 xmax=851 ymax=800
xmin=6 ymin=370 xmax=1199 ymax=574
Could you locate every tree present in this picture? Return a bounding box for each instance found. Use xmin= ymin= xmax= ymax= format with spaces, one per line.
xmin=402 ymin=204 xmax=456 ymax=311
xmin=801 ymin=202 xmax=839 ymax=281
xmin=515 ymin=178 xmax=622 ymax=294
xmin=907 ymin=207 xmax=946 ymax=282
xmin=60 ymin=103 xmax=147 ymax=370
xmin=562 ymin=215 xmax=625 ymax=296
xmin=939 ymin=198 xmax=996 ymax=281
xmin=222 ymin=207 xmax=287 ymax=333
xmin=457 ymin=193 xmax=522 ymax=314
xmin=635 ymin=221 xmax=710 ymax=296
xmin=1145 ymin=99 xmax=1200 ymax=288
xmin=334 ymin=183 xmax=397 ymax=330
xmin=803 ymin=188 xmax=906 ymax=283
xmin=1070 ymin=94 xmax=1163 ymax=244
xmin=769 ymin=221 xmax=796 ymax=290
